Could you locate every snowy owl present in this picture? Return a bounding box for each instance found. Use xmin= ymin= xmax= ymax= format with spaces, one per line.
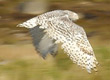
xmin=17 ymin=10 xmax=98 ymax=73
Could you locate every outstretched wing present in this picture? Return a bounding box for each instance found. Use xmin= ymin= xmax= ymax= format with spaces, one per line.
xmin=17 ymin=10 xmax=67 ymax=29
xmin=29 ymin=26 xmax=58 ymax=59
xmin=42 ymin=16 xmax=98 ymax=73
xmin=17 ymin=10 xmax=78 ymax=29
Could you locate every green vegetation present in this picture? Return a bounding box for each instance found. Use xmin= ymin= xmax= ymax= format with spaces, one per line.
xmin=0 ymin=46 xmax=110 ymax=80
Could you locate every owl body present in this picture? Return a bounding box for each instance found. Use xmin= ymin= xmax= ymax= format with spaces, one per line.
xmin=17 ymin=10 xmax=98 ymax=73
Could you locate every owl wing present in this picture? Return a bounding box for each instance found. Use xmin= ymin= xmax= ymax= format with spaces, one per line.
xmin=43 ymin=16 xmax=98 ymax=73
xmin=29 ymin=26 xmax=58 ymax=59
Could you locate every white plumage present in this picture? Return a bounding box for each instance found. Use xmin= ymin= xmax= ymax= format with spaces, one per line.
xmin=17 ymin=10 xmax=98 ymax=73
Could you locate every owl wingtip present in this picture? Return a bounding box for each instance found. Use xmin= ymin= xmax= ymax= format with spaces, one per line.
xmin=17 ymin=24 xmax=23 ymax=27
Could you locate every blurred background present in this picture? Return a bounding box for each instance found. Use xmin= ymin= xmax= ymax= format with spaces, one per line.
xmin=0 ymin=0 xmax=110 ymax=80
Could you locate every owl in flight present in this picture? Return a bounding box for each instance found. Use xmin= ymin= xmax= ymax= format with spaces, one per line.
xmin=17 ymin=10 xmax=98 ymax=73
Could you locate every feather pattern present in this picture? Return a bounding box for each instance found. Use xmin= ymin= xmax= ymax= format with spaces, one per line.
xmin=17 ymin=10 xmax=98 ymax=73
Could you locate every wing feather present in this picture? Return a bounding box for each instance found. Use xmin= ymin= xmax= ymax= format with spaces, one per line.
xmin=43 ymin=16 xmax=98 ymax=73
xmin=29 ymin=26 xmax=58 ymax=59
